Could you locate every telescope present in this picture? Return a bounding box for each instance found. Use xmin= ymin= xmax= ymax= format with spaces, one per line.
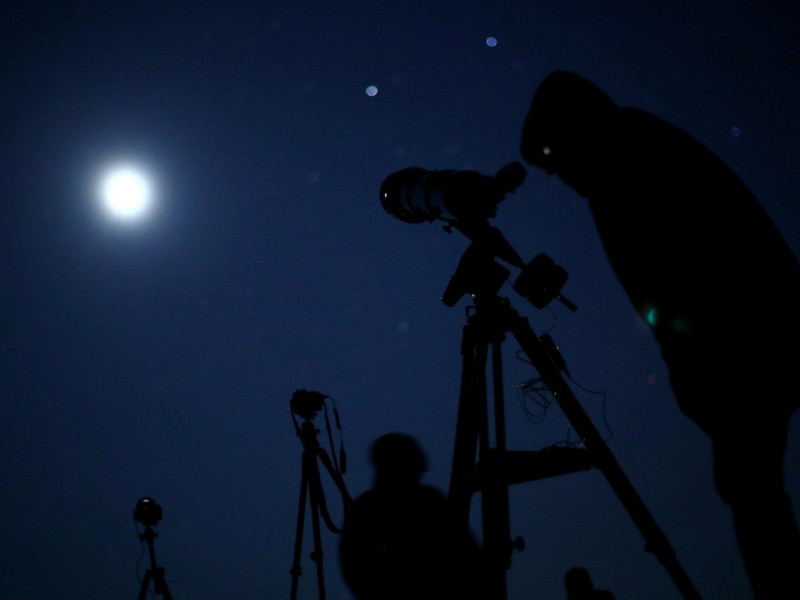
xmin=380 ymin=161 xmax=574 ymax=312
xmin=380 ymin=161 xmax=526 ymax=225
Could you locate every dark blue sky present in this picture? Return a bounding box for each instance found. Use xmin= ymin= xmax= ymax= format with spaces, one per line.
xmin=2 ymin=2 xmax=798 ymax=599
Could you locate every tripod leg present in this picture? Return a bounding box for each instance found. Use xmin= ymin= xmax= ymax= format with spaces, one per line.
xmin=507 ymin=308 xmax=703 ymax=600
xmin=138 ymin=527 xmax=174 ymax=600
xmin=289 ymin=464 xmax=309 ymax=600
xmin=449 ymin=320 xmax=512 ymax=600
xmin=449 ymin=323 xmax=486 ymax=524
xmin=152 ymin=567 xmax=174 ymax=600
xmin=482 ymin=338 xmax=512 ymax=595
xmin=138 ymin=570 xmax=152 ymax=600
xmin=138 ymin=568 xmax=173 ymax=600
xmin=307 ymin=463 xmax=328 ymax=600
xmin=292 ymin=443 xmax=329 ymax=600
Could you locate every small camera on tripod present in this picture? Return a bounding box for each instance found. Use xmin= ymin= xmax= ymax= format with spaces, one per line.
xmin=133 ymin=497 xmax=163 ymax=527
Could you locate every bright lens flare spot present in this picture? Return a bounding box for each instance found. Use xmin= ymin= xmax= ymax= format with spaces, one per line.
xmin=100 ymin=167 xmax=152 ymax=220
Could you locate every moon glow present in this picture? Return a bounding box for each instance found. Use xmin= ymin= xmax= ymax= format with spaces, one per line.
xmin=99 ymin=166 xmax=153 ymax=221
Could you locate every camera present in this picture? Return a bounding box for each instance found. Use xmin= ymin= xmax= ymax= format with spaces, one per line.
xmin=290 ymin=389 xmax=327 ymax=421
xmin=133 ymin=497 xmax=163 ymax=527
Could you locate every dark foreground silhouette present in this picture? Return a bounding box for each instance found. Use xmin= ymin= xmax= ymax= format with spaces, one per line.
xmin=338 ymin=432 xmax=490 ymax=600
xmin=521 ymin=70 xmax=800 ymax=599
xmin=564 ymin=566 xmax=615 ymax=600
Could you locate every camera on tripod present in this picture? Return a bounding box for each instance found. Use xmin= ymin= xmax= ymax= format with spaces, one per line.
xmin=132 ymin=496 xmax=173 ymax=599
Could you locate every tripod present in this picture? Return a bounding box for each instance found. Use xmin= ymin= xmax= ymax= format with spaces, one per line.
xmin=445 ymin=235 xmax=703 ymax=600
xmin=289 ymin=408 xmax=351 ymax=600
xmin=137 ymin=525 xmax=173 ymax=600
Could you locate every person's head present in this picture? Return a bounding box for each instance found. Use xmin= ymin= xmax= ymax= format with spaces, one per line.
xmin=370 ymin=432 xmax=429 ymax=487
xmin=520 ymin=71 xmax=617 ymax=184
xmin=565 ymin=566 xmax=595 ymax=596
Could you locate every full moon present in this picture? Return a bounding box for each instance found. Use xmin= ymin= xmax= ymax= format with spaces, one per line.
xmin=99 ymin=165 xmax=153 ymax=221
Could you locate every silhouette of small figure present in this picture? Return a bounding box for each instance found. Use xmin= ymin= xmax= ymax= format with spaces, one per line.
xmin=521 ymin=70 xmax=800 ymax=599
xmin=338 ymin=432 xmax=489 ymax=600
xmin=564 ymin=567 xmax=615 ymax=600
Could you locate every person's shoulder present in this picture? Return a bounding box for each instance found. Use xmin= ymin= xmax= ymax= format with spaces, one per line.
xmin=415 ymin=484 xmax=449 ymax=502
xmin=351 ymin=488 xmax=379 ymax=503
xmin=346 ymin=488 xmax=383 ymax=514
xmin=418 ymin=483 xmax=446 ymax=495
xmin=617 ymin=107 xmax=695 ymax=141
xmin=617 ymin=106 xmax=734 ymax=170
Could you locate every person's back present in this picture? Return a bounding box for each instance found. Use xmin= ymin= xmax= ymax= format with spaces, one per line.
xmin=521 ymin=71 xmax=799 ymax=356
xmin=565 ymin=103 xmax=800 ymax=427
xmin=564 ymin=566 xmax=615 ymax=600
xmin=338 ymin=432 xmax=489 ymax=600
xmin=521 ymin=70 xmax=800 ymax=599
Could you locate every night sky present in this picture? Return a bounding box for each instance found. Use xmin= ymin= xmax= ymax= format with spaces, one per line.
xmin=2 ymin=2 xmax=798 ymax=599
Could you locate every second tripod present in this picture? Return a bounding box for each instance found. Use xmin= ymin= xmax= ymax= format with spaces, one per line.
xmin=288 ymin=390 xmax=351 ymax=600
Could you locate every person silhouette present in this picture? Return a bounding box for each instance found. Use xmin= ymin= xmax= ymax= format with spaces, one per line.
xmin=338 ymin=432 xmax=489 ymax=600
xmin=564 ymin=566 xmax=615 ymax=600
xmin=520 ymin=70 xmax=800 ymax=599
